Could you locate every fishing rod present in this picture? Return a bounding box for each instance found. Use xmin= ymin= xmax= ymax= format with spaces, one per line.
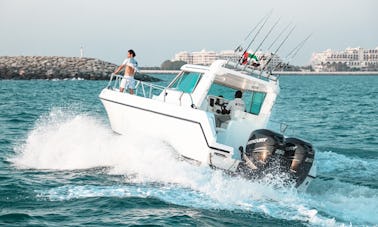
xmin=272 ymin=33 xmax=312 ymax=72
xmin=234 ymin=17 xmax=265 ymax=52
xmin=237 ymin=12 xmax=272 ymax=66
xmin=233 ymin=10 xmax=273 ymax=53
xmin=289 ymin=33 xmax=312 ymax=59
xmin=250 ymin=22 xmax=291 ymax=69
xmin=266 ymin=22 xmax=292 ymax=52
xmin=226 ymin=11 xmax=273 ymax=67
xmin=285 ymin=33 xmax=312 ymax=60
xmin=260 ymin=25 xmax=296 ymax=74
xmin=242 ymin=17 xmax=281 ymax=71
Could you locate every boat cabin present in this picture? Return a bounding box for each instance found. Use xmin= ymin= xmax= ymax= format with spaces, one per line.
xmin=151 ymin=60 xmax=280 ymax=151
xmin=105 ymin=59 xmax=279 ymax=156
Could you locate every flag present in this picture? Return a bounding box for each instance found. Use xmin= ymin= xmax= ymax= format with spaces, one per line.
xmin=241 ymin=52 xmax=260 ymax=66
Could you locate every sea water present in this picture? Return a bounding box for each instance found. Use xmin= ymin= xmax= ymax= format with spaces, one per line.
xmin=0 ymin=75 xmax=377 ymax=226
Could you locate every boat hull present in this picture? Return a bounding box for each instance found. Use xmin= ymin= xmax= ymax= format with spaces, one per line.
xmin=99 ymin=88 xmax=239 ymax=171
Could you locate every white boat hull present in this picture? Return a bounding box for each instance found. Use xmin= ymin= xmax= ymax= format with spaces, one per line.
xmin=99 ymin=88 xmax=239 ymax=171
xmin=99 ymin=59 xmax=316 ymax=190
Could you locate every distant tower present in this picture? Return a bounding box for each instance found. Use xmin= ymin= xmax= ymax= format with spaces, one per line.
xmin=80 ymin=46 xmax=84 ymax=58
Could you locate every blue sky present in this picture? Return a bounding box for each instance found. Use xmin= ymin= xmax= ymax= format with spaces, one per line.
xmin=1 ymin=0 xmax=377 ymax=66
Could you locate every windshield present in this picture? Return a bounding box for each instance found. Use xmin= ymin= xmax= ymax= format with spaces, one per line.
xmin=207 ymin=83 xmax=266 ymax=115
xmin=169 ymin=71 xmax=202 ymax=93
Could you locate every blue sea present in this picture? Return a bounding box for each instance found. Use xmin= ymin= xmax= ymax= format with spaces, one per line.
xmin=1 ymin=75 xmax=377 ymax=226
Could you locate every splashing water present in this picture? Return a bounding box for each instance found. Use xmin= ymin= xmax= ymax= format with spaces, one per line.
xmin=10 ymin=108 xmax=378 ymax=226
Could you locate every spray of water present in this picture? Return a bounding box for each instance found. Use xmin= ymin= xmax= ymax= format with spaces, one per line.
xmin=10 ymin=108 xmax=378 ymax=226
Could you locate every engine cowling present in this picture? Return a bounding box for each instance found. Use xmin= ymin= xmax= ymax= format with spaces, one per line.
xmin=284 ymin=137 xmax=315 ymax=187
xmin=245 ymin=129 xmax=285 ymax=170
xmin=238 ymin=129 xmax=316 ymax=188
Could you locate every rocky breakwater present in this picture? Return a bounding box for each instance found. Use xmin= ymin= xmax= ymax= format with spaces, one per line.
xmin=0 ymin=56 xmax=159 ymax=81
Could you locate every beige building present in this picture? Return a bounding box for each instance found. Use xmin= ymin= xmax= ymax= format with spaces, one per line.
xmin=174 ymin=51 xmax=192 ymax=63
xmin=173 ymin=49 xmax=282 ymax=69
xmin=311 ymin=47 xmax=378 ymax=71
xmin=192 ymin=50 xmax=217 ymax=65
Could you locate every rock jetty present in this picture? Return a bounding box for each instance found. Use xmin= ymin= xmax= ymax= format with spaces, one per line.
xmin=0 ymin=56 xmax=160 ymax=81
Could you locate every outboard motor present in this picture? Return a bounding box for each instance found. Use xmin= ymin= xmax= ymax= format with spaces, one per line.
xmin=238 ymin=129 xmax=316 ymax=188
xmin=284 ymin=137 xmax=315 ymax=187
xmin=243 ymin=129 xmax=285 ymax=171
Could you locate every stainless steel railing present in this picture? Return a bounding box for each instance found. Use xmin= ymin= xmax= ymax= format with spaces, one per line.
xmin=106 ymin=74 xmax=165 ymax=98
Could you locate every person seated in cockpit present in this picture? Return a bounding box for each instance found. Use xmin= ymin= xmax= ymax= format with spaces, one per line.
xmin=225 ymin=90 xmax=245 ymax=115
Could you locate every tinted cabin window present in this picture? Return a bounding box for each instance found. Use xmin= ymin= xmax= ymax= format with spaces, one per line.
xmin=207 ymin=83 xmax=266 ymax=115
xmin=249 ymin=92 xmax=266 ymax=115
xmin=170 ymin=72 xmax=202 ymax=93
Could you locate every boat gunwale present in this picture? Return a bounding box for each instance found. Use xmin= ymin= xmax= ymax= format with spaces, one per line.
xmin=99 ymin=91 xmax=233 ymax=155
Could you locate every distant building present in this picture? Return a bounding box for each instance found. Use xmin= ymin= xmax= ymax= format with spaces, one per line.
xmin=254 ymin=51 xmax=282 ymax=71
xmin=192 ymin=49 xmax=217 ymax=65
xmin=173 ymin=49 xmax=282 ymax=69
xmin=174 ymin=51 xmax=192 ymax=63
xmin=311 ymin=47 xmax=378 ymax=72
xmin=174 ymin=50 xmax=217 ymax=65
xmin=217 ymin=50 xmax=240 ymax=62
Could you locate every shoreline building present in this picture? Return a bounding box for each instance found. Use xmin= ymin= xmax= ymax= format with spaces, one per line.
xmin=174 ymin=51 xmax=192 ymax=63
xmin=173 ymin=49 xmax=282 ymax=69
xmin=311 ymin=47 xmax=378 ymax=72
xmin=174 ymin=49 xmax=217 ymax=65
xmin=192 ymin=50 xmax=217 ymax=65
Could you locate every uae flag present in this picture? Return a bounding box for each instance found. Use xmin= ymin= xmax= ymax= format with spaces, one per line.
xmin=242 ymin=52 xmax=260 ymax=66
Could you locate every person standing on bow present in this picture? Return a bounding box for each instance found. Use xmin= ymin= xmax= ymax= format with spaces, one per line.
xmin=114 ymin=49 xmax=138 ymax=94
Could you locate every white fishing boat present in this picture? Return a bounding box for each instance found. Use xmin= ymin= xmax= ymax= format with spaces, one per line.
xmin=99 ymin=59 xmax=316 ymax=190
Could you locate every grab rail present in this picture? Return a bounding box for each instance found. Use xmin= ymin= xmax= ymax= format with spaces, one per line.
xmin=106 ymin=74 xmax=194 ymax=107
xmin=178 ymin=92 xmax=195 ymax=108
xmin=135 ymin=81 xmax=165 ymax=99
xmin=106 ymin=73 xmax=165 ymax=98
xmin=107 ymin=73 xmax=123 ymax=90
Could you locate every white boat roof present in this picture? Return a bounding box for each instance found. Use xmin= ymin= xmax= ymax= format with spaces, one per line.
xmin=181 ymin=60 xmax=278 ymax=93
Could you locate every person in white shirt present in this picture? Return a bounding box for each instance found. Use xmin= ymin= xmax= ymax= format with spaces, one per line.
xmin=114 ymin=49 xmax=138 ymax=94
xmin=226 ymin=90 xmax=245 ymax=114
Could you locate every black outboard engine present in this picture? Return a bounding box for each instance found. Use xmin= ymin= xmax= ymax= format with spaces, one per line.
xmin=284 ymin=137 xmax=315 ymax=187
xmin=238 ymin=129 xmax=315 ymax=188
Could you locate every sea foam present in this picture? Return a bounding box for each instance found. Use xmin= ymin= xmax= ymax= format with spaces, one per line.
xmin=11 ymin=108 xmax=378 ymax=226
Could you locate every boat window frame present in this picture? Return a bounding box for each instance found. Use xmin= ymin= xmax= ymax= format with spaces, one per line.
xmin=207 ymin=82 xmax=267 ymax=116
xmin=168 ymin=71 xmax=203 ymax=94
xmin=246 ymin=91 xmax=266 ymax=115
